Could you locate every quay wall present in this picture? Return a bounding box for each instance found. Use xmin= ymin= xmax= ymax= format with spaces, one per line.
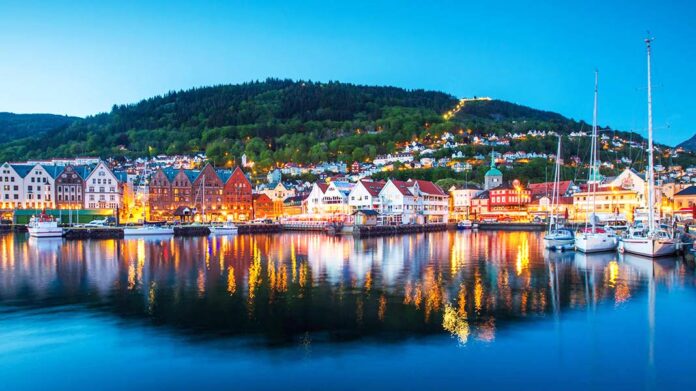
xmin=353 ymin=223 xmax=447 ymax=238
xmin=238 ymin=224 xmax=282 ymax=234
xmin=477 ymin=222 xmax=547 ymax=231
xmin=64 ymin=228 xmax=124 ymax=240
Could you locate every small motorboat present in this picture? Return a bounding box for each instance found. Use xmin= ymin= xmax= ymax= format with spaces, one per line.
xmin=209 ymin=221 xmax=238 ymax=235
xmin=123 ymin=225 xmax=174 ymax=236
xmin=457 ymin=220 xmax=473 ymax=230
xmin=27 ymin=212 xmax=64 ymax=238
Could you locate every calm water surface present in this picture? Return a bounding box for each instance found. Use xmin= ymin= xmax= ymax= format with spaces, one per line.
xmin=0 ymin=231 xmax=695 ymax=390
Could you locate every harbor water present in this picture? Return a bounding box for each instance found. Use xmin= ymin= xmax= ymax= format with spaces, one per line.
xmin=0 ymin=231 xmax=694 ymax=390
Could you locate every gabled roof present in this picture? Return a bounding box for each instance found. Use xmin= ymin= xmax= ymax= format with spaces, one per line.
xmin=317 ymin=183 xmax=329 ymax=193
xmin=9 ymin=164 xmax=34 ymax=178
xmin=40 ymin=164 xmax=64 ymax=179
xmin=390 ymin=180 xmax=415 ymax=196
xmin=217 ymin=170 xmax=232 ymax=183
xmin=472 ymin=190 xmax=490 ymax=199
xmin=358 ymin=179 xmax=386 ymax=196
xmin=225 ymin=166 xmax=250 ymax=185
xmin=675 ymin=186 xmax=696 ymax=196
xmin=74 ymin=165 xmax=95 ymax=180
xmin=284 ymin=194 xmax=306 ymax=204
xmin=113 ymin=171 xmax=128 ymax=183
xmin=162 ymin=167 xmax=179 ymax=182
xmin=408 ymin=179 xmax=446 ymax=196
xmin=527 ymin=180 xmax=573 ymax=196
xmin=184 ymin=170 xmax=200 ymax=182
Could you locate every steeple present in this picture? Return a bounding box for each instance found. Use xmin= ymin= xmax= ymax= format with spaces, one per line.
xmin=484 ymin=148 xmax=503 ymax=190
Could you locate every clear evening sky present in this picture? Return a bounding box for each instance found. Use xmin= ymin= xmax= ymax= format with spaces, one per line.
xmin=1 ymin=0 xmax=694 ymax=145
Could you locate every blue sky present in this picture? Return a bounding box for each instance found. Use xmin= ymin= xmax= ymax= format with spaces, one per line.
xmin=1 ymin=0 xmax=694 ymax=145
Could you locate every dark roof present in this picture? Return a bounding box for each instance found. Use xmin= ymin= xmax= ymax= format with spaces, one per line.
xmin=353 ymin=209 xmax=380 ymax=216
xmin=162 ymin=167 xmax=179 ymax=182
xmin=184 ymin=170 xmax=200 ymax=182
xmin=451 ymin=183 xmax=481 ymax=190
xmin=173 ymin=206 xmax=194 ymax=216
xmin=10 ymin=164 xmax=33 ymax=177
xmin=675 ymin=186 xmax=696 ymax=196
xmin=472 ymin=190 xmax=490 ymax=200
xmin=40 ymin=164 xmax=64 ymax=179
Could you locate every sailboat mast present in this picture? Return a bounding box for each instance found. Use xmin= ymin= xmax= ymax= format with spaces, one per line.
xmin=645 ymin=37 xmax=656 ymax=233
xmin=586 ymin=70 xmax=599 ymax=230
xmin=550 ymin=136 xmax=562 ymax=232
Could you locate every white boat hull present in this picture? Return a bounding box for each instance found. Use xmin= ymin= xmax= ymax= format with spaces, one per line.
xmin=209 ymin=227 xmax=238 ymax=235
xmin=123 ymin=227 xmax=174 ymax=236
xmin=544 ymin=237 xmax=574 ymax=250
xmin=28 ymin=227 xmax=64 ymax=238
xmin=620 ymin=238 xmax=677 ymax=258
xmin=575 ymin=233 xmax=617 ymax=253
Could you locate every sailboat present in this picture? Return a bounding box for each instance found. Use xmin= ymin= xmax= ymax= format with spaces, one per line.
xmin=619 ymin=38 xmax=676 ymax=257
xmin=575 ymin=70 xmax=618 ymax=253
xmin=544 ymin=136 xmax=574 ymax=250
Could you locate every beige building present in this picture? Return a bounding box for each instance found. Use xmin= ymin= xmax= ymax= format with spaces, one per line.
xmin=573 ymin=187 xmax=640 ymax=222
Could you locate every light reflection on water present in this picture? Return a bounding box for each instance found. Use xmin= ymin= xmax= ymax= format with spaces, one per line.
xmin=1 ymin=231 xmax=695 ymax=390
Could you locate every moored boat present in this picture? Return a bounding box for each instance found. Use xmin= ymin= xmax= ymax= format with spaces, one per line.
xmin=209 ymin=221 xmax=239 ymax=235
xmin=457 ymin=220 xmax=473 ymax=230
xmin=576 ymin=227 xmax=618 ymax=253
xmin=27 ymin=212 xmax=64 ymax=238
xmin=574 ymin=71 xmax=617 ymax=253
xmin=544 ymin=228 xmax=575 ymax=250
xmin=123 ymin=225 xmax=174 ymax=236
xmin=621 ymin=38 xmax=676 ymax=258
xmin=544 ymin=136 xmax=574 ymax=251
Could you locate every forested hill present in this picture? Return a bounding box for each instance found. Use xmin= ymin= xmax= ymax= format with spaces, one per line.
xmin=0 ymin=113 xmax=78 ymax=142
xmin=678 ymin=134 xmax=696 ymax=152
xmin=0 ymin=78 xmax=653 ymax=169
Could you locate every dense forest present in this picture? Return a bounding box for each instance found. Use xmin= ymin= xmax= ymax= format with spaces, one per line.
xmin=0 ymin=112 xmax=78 ymax=143
xmin=0 ymin=79 xmax=691 ymax=185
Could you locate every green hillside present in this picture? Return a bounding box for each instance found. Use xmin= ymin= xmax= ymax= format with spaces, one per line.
xmin=0 ymin=78 xmax=688 ymax=177
xmin=0 ymin=112 xmax=78 ymax=143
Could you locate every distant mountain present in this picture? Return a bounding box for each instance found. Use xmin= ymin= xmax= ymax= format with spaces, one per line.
xmin=0 ymin=79 xmax=662 ymax=170
xmin=0 ymin=112 xmax=79 ymax=143
xmin=678 ymin=134 xmax=696 ymax=152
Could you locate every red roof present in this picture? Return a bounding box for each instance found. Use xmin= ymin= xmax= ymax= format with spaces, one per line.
xmin=408 ymin=179 xmax=446 ymax=196
xmin=391 ymin=180 xmax=415 ymax=196
xmin=317 ymin=183 xmax=329 ymax=193
xmin=527 ymin=180 xmax=573 ymax=197
xmin=359 ymin=179 xmax=386 ymax=196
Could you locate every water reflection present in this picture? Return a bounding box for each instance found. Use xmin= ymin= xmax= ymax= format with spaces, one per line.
xmin=0 ymin=231 xmax=693 ymax=347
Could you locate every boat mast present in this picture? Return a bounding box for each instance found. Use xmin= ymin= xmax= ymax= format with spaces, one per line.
xmin=549 ymin=136 xmax=562 ymax=232
xmin=202 ymin=174 xmax=206 ymax=222
xmin=645 ymin=37 xmax=656 ymax=234
xmin=586 ymin=70 xmax=599 ymax=231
